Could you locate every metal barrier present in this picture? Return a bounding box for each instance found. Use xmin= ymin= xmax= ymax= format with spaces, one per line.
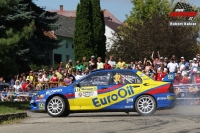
xmin=174 ymin=83 xmax=200 ymax=105
xmin=34 ymin=82 xmax=67 ymax=91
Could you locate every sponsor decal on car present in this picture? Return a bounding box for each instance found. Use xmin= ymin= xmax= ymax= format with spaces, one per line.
xmin=167 ymin=95 xmax=176 ymax=100
xmin=125 ymin=105 xmax=133 ymax=108
xmin=75 ymin=86 xmax=97 ymax=98
xmin=92 ymin=86 xmax=134 ymax=107
xmin=126 ymin=98 xmax=133 ymax=103
xmin=38 ymin=103 xmax=45 ymax=109
xmin=46 ymin=89 xmax=62 ymax=95
xmin=157 ymin=97 xmax=168 ymax=100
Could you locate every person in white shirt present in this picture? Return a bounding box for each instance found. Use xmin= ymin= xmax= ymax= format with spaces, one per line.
xmin=13 ymin=80 xmax=21 ymax=94
xmin=97 ymin=57 xmax=104 ymax=69
xmin=167 ymin=58 xmax=178 ymax=73
xmin=75 ymin=70 xmax=84 ymax=80
xmin=108 ymin=55 xmax=116 ymax=68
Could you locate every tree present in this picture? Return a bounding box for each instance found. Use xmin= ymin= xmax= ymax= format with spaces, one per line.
xmin=0 ymin=0 xmax=35 ymax=77
xmin=18 ymin=0 xmax=64 ymax=66
xmin=91 ymin=0 xmax=106 ymax=61
xmin=108 ymin=0 xmax=200 ymax=62
xmin=74 ymin=0 xmax=93 ymax=62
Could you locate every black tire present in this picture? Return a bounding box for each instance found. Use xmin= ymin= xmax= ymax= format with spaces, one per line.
xmin=135 ymin=95 xmax=156 ymax=116
xmin=47 ymin=96 xmax=69 ymax=117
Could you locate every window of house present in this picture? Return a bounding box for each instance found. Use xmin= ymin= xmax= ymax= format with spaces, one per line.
xmin=72 ymin=44 xmax=74 ymax=49
xmin=66 ymin=43 xmax=68 ymax=48
xmin=66 ymin=55 xmax=70 ymax=62
xmin=54 ymin=54 xmax=62 ymax=64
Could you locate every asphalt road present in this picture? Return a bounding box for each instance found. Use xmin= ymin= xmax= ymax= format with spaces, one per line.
xmin=1 ymin=106 xmax=200 ymax=133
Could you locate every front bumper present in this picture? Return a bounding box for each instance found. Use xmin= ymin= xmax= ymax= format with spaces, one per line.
xmin=30 ymin=97 xmax=46 ymax=111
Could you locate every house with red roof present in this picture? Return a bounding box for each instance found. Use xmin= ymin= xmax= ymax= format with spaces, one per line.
xmin=49 ymin=5 xmax=122 ymax=51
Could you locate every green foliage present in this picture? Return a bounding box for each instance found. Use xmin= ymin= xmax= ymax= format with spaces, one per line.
xmin=109 ymin=0 xmax=200 ymax=62
xmin=74 ymin=0 xmax=106 ymax=62
xmin=91 ymin=0 xmax=106 ymax=61
xmin=74 ymin=0 xmax=93 ymax=62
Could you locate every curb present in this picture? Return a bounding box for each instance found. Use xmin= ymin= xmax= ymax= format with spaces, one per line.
xmin=0 ymin=112 xmax=27 ymax=123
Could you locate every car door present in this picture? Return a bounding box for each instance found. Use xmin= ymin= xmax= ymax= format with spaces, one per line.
xmin=73 ymin=71 xmax=113 ymax=110
xmin=104 ymin=71 xmax=142 ymax=110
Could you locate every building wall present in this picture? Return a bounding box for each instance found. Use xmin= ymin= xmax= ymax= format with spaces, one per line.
xmin=105 ymin=25 xmax=115 ymax=51
xmin=52 ymin=36 xmax=74 ymax=65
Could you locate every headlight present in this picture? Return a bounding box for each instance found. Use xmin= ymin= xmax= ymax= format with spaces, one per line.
xmin=36 ymin=94 xmax=45 ymax=99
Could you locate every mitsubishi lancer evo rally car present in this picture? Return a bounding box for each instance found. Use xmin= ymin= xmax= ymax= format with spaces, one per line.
xmin=30 ymin=69 xmax=176 ymax=117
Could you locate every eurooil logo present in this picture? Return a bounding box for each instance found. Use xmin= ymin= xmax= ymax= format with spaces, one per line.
xmin=170 ymin=2 xmax=198 ymax=21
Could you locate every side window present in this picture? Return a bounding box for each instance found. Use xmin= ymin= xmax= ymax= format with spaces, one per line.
xmin=113 ymin=71 xmax=142 ymax=84
xmin=79 ymin=72 xmax=111 ymax=86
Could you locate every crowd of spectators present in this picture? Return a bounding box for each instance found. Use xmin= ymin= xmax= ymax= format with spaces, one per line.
xmin=1 ymin=52 xmax=200 ymax=103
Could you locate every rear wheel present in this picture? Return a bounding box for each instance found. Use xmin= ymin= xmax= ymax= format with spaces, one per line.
xmin=47 ymin=96 xmax=69 ymax=117
xmin=135 ymin=95 xmax=156 ymax=116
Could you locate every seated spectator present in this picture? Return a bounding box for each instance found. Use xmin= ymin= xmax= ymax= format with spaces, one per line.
xmin=64 ymin=73 xmax=72 ymax=86
xmin=13 ymin=80 xmax=21 ymax=94
xmin=97 ymin=57 xmax=104 ymax=69
xmin=50 ymin=73 xmax=59 ymax=88
xmin=104 ymin=59 xmax=112 ymax=70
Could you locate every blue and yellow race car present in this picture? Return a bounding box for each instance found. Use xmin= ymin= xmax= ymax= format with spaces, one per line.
xmin=30 ymin=69 xmax=176 ymax=117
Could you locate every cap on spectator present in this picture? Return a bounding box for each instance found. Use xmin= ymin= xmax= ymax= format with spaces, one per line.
xmin=177 ymin=71 xmax=181 ymax=74
xmin=189 ymin=60 xmax=193 ymax=62
xmin=197 ymin=71 xmax=200 ymax=74
xmin=138 ymin=61 xmax=142 ymax=63
xmin=69 ymin=59 xmax=72 ymax=62
xmin=30 ymin=71 xmax=33 ymax=73
xmin=160 ymin=57 xmax=164 ymax=59
xmin=26 ymin=78 xmax=30 ymax=81
xmin=91 ymin=55 xmax=95 ymax=58
xmin=164 ymin=57 xmax=168 ymax=59
xmin=193 ymin=58 xmax=197 ymax=60
xmin=181 ymin=57 xmax=184 ymax=59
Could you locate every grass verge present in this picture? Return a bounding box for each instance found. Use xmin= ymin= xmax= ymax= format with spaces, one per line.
xmin=0 ymin=102 xmax=29 ymax=114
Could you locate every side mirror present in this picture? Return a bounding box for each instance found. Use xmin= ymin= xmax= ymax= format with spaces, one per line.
xmin=76 ymin=83 xmax=80 ymax=87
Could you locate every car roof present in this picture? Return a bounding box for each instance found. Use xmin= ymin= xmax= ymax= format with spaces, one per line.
xmin=90 ymin=69 xmax=138 ymax=73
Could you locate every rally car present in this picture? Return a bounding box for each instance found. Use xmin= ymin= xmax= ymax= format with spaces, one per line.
xmin=30 ymin=69 xmax=176 ymax=117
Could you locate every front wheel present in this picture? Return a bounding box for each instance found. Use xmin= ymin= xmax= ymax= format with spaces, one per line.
xmin=47 ymin=96 xmax=69 ymax=117
xmin=135 ymin=95 xmax=156 ymax=116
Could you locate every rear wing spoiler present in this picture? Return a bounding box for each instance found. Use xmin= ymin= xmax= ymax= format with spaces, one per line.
xmin=162 ymin=73 xmax=175 ymax=83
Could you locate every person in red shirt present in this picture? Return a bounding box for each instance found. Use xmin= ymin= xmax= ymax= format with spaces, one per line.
xmin=50 ymin=73 xmax=59 ymax=88
xmin=180 ymin=74 xmax=189 ymax=84
xmin=174 ymin=71 xmax=183 ymax=85
xmin=21 ymin=79 xmax=32 ymax=92
xmin=104 ymin=59 xmax=112 ymax=70
xmin=156 ymin=68 xmax=167 ymax=81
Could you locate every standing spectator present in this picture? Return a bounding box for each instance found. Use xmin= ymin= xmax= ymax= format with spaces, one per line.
xmin=104 ymin=59 xmax=112 ymax=70
xmin=136 ymin=61 xmax=143 ymax=71
xmin=48 ymin=70 xmax=53 ymax=79
xmin=0 ymin=77 xmax=5 ymax=91
xmin=117 ymin=58 xmax=126 ymax=69
xmin=10 ymin=76 xmax=15 ymax=86
xmin=57 ymin=62 xmax=64 ymax=71
xmin=167 ymin=58 xmax=178 ymax=73
xmin=66 ymin=60 xmax=73 ymax=73
xmin=129 ymin=61 xmax=136 ymax=69
xmin=156 ymin=68 xmax=167 ymax=81
xmin=190 ymin=58 xmax=198 ymax=82
xmin=75 ymin=61 xmax=83 ymax=71
xmin=88 ymin=55 xmax=97 ymax=70
xmin=68 ymin=70 xmax=76 ymax=83
xmin=108 ymin=55 xmax=116 ymax=68
xmin=97 ymin=57 xmax=104 ymax=69
xmin=21 ymin=79 xmax=33 ymax=92
xmin=50 ymin=73 xmax=59 ymax=88
xmin=151 ymin=51 xmax=160 ymax=70
xmin=164 ymin=57 xmax=169 ymax=68
xmin=179 ymin=58 xmax=188 ymax=76
xmin=27 ymin=71 xmax=34 ymax=82
xmin=157 ymin=64 xmax=168 ymax=73
xmin=75 ymin=70 xmax=84 ymax=80
xmin=82 ymin=57 xmax=89 ymax=71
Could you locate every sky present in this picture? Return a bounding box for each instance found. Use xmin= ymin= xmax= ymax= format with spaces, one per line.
xmin=33 ymin=0 xmax=200 ymax=23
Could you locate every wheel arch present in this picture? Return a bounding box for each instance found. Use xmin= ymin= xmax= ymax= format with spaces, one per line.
xmin=45 ymin=94 xmax=70 ymax=111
